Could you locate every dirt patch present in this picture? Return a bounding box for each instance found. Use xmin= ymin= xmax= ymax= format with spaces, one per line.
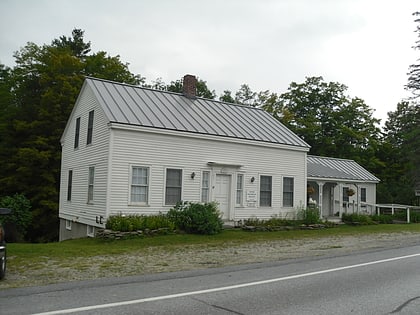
xmin=1 ymin=232 xmax=419 ymax=290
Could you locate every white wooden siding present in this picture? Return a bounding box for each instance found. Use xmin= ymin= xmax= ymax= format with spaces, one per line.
xmin=107 ymin=127 xmax=307 ymax=220
xmin=59 ymin=84 xmax=110 ymax=227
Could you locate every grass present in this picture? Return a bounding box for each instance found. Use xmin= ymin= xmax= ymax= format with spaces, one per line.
xmin=7 ymin=223 xmax=420 ymax=260
xmin=2 ymin=223 xmax=420 ymax=289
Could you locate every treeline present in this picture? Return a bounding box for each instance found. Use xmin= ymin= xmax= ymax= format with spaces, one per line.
xmin=0 ymin=20 xmax=419 ymax=242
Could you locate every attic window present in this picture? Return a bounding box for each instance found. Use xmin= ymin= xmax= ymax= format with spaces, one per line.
xmin=87 ymin=110 xmax=94 ymax=145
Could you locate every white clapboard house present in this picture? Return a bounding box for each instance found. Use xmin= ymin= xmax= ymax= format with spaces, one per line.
xmin=59 ymin=75 xmax=378 ymax=240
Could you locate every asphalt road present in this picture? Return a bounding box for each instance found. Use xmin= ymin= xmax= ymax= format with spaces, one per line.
xmin=1 ymin=244 xmax=420 ymax=315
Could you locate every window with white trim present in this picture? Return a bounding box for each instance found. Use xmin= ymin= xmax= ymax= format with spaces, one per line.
xmin=283 ymin=177 xmax=294 ymax=207
xmin=87 ymin=166 xmax=95 ymax=203
xmin=165 ymin=168 xmax=182 ymax=205
xmin=343 ymin=187 xmax=349 ymax=203
xmin=236 ymin=174 xmax=244 ymax=206
xmin=87 ymin=225 xmax=94 ymax=237
xmin=361 ymin=188 xmax=366 ymax=202
xmin=74 ymin=117 xmax=80 ymax=149
xmin=86 ymin=110 xmax=94 ymax=145
xmin=260 ymin=175 xmax=272 ymax=207
xmin=67 ymin=170 xmax=73 ymax=201
xmin=201 ymin=171 xmax=210 ymax=203
xmin=65 ymin=220 xmax=72 ymax=230
xmin=130 ymin=166 xmax=149 ymax=204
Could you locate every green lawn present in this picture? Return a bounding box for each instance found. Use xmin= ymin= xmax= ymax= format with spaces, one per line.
xmin=8 ymin=224 xmax=420 ymax=260
xmin=3 ymin=224 xmax=420 ymax=289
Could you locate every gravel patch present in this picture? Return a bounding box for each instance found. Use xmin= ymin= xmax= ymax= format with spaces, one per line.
xmin=1 ymin=232 xmax=419 ymax=290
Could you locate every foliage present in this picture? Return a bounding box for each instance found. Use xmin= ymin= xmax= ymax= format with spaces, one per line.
xmin=0 ymin=194 xmax=32 ymax=240
xmin=297 ymin=207 xmax=321 ymax=225
xmin=406 ymin=12 xmax=420 ymax=98
xmin=0 ymin=29 xmax=142 ymax=242
xmin=165 ymin=77 xmax=216 ymax=99
xmin=342 ymin=213 xmax=374 ymax=225
xmin=242 ymin=217 xmax=297 ymax=227
xmin=105 ymin=213 xmax=175 ymax=232
xmin=167 ymin=201 xmax=223 ymax=235
xmin=275 ymin=77 xmax=382 ymax=170
xmin=370 ymin=214 xmax=394 ymax=224
xmin=377 ymin=101 xmax=420 ymax=204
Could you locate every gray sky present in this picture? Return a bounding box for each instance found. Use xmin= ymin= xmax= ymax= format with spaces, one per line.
xmin=1 ymin=0 xmax=418 ymax=123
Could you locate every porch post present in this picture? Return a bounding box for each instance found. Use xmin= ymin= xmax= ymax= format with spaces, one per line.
xmin=355 ymin=184 xmax=360 ymax=213
xmin=316 ymin=181 xmax=324 ymax=219
xmin=338 ymin=183 xmax=343 ymax=218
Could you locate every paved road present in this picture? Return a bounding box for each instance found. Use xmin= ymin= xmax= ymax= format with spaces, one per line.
xmin=1 ymin=244 xmax=420 ymax=315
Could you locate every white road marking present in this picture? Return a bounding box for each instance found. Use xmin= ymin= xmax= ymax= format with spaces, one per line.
xmin=32 ymin=252 xmax=420 ymax=315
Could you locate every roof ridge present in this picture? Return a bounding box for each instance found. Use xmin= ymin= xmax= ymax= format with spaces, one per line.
xmin=85 ymin=76 xmax=267 ymax=113
xmin=308 ymin=155 xmax=355 ymax=162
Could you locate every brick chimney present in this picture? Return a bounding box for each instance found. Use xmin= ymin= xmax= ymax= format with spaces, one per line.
xmin=182 ymin=74 xmax=197 ymax=98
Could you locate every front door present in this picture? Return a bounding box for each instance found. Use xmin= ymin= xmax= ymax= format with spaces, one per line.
xmin=215 ymin=174 xmax=231 ymax=220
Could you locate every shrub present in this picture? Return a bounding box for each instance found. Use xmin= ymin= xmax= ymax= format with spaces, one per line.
xmin=167 ymin=201 xmax=223 ymax=235
xmin=0 ymin=193 xmax=32 ymax=241
xmin=106 ymin=213 xmax=175 ymax=232
xmin=342 ymin=213 xmax=374 ymax=225
xmin=242 ymin=217 xmax=295 ymax=227
xmin=297 ymin=207 xmax=321 ymax=225
xmin=371 ymin=214 xmax=394 ymax=224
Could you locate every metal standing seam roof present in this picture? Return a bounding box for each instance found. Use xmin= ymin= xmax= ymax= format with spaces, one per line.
xmin=85 ymin=77 xmax=310 ymax=149
xmin=307 ymin=155 xmax=380 ymax=182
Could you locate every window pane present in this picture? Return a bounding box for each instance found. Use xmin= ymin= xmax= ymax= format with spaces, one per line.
xmin=87 ymin=110 xmax=94 ymax=145
xmin=260 ymin=176 xmax=272 ymax=207
xmin=166 ymin=169 xmax=182 ymax=205
xmin=67 ymin=170 xmax=73 ymax=201
xmin=201 ymin=171 xmax=210 ymax=203
xmin=236 ymin=174 xmax=243 ymax=205
xmin=343 ymin=187 xmax=349 ymax=202
xmin=361 ymin=188 xmax=366 ymax=202
xmin=283 ymin=177 xmax=294 ymax=207
xmin=74 ymin=117 xmax=80 ymax=149
xmin=88 ymin=167 xmax=94 ymax=202
xmin=131 ymin=167 xmax=149 ymax=203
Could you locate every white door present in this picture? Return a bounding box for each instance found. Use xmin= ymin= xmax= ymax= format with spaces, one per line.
xmin=215 ymin=174 xmax=231 ymax=220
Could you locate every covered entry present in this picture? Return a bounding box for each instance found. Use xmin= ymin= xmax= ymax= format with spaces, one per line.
xmin=307 ymin=155 xmax=380 ymax=218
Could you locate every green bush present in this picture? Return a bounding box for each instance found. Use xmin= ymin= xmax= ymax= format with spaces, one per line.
xmin=297 ymin=207 xmax=321 ymax=225
xmin=167 ymin=201 xmax=223 ymax=235
xmin=371 ymin=214 xmax=394 ymax=224
xmin=106 ymin=213 xmax=175 ymax=232
xmin=342 ymin=213 xmax=374 ymax=225
xmin=0 ymin=193 xmax=32 ymax=240
xmin=243 ymin=217 xmax=295 ymax=227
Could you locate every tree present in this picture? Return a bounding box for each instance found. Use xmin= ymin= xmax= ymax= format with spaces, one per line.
xmin=274 ymin=77 xmax=382 ymax=168
xmin=219 ymin=90 xmax=235 ymax=103
xmin=166 ymin=77 xmax=216 ymax=99
xmin=0 ymin=194 xmax=32 ymax=242
xmin=379 ymin=101 xmax=420 ymax=204
xmin=0 ymin=29 xmax=142 ymax=241
xmin=406 ymin=12 xmax=420 ymax=98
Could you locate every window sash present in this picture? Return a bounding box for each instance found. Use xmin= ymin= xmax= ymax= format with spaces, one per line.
xmin=361 ymin=188 xmax=366 ymax=202
xmin=283 ymin=177 xmax=294 ymax=207
xmin=87 ymin=110 xmax=94 ymax=145
xmin=201 ymin=171 xmax=210 ymax=203
xmin=343 ymin=187 xmax=349 ymax=202
xmin=131 ymin=167 xmax=149 ymax=203
xmin=260 ymin=175 xmax=272 ymax=207
xmin=165 ymin=169 xmax=182 ymax=205
xmin=236 ymin=174 xmax=243 ymax=206
xmin=67 ymin=170 xmax=73 ymax=201
xmin=88 ymin=167 xmax=94 ymax=203
xmin=74 ymin=117 xmax=80 ymax=149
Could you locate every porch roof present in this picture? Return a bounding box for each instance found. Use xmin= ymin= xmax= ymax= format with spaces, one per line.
xmin=307 ymin=155 xmax=380 ymax=183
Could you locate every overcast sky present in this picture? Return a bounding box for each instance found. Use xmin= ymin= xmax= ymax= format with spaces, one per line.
xmin=1 ymin=0 xmax=418 ymax=123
